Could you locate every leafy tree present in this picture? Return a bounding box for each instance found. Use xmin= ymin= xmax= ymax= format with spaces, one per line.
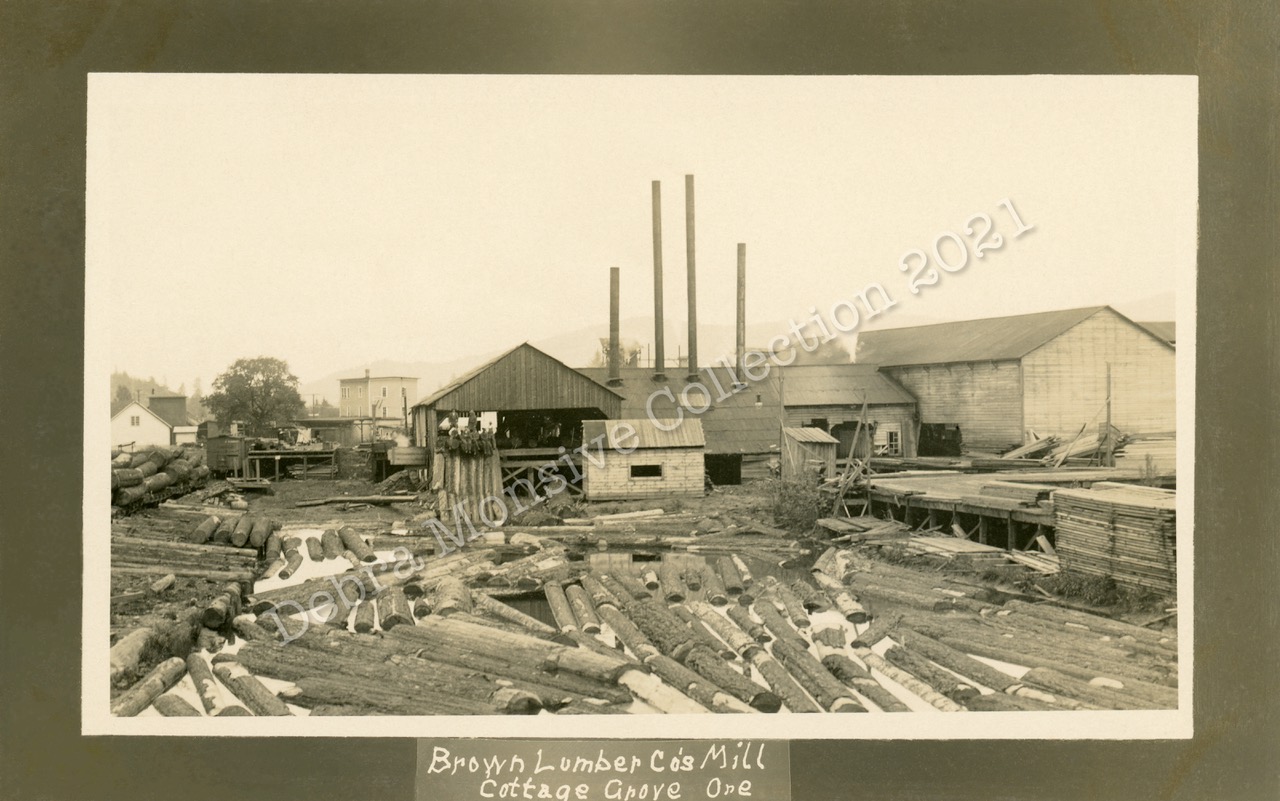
xmin=206 ymin=357 xmax=306 ymax=436
xmin=112 ymin=384 xmax=134 ymax=415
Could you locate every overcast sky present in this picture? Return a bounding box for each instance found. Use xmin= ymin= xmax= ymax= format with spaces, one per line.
xmin=89 ymin=74 xmax=1196 ymax=392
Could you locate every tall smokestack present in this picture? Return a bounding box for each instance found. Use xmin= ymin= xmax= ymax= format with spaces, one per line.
xmin=685 ymin=174 xmax=698 ymax=379
xmin=651 ymin=180 xmax=666 ymax=380
xmin=608 ymin=267 xmax=622 ymax=386
xmin=736 ymin=243 xmax=746 ymax=383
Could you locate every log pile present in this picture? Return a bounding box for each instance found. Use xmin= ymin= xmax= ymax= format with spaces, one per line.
xmin=1053 ymin=483 xmax=1176 ymax=593
xmin=112 ymin=446 xmax=210 ymax=512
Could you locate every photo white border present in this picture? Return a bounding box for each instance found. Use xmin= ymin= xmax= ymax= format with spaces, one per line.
xmin=82 ymin=72 xmax=1196 ymax=739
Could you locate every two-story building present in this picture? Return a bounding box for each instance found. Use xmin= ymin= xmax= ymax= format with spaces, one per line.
xmin=339 ymin=370 xmax=419 ymax=422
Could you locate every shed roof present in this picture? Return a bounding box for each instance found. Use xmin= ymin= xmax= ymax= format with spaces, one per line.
xmin=854 ymin=306 xmax=1141 ymax=367
xmin=414 ymin=343 xmax=624 ymax=414
xmin=783 ymin=427 xmax=840 ymax=444
xmin=780 ymin=363 xmax=916 ymax=406
xmin=582 ymin=418 xmax=706 ymax=450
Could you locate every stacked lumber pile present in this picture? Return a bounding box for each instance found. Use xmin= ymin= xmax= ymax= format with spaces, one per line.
xmin=980 ymin=481 xmax=1056 ymax=505
xmin=1053 ymin=483 xmax=1177 ymax=594
xmin=112 ymin=446 xmax=210 ymax=511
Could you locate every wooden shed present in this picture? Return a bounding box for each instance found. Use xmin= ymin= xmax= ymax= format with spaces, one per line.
xmin=780 ymin=427 xmax=839 ymax=480
xmin=411 ymin=343 xmax=624 ymax=489
xmin=580 ymin=418 xmax=705 ymax=501
xmin=856 ymin=306 xmax=1175 ymax=451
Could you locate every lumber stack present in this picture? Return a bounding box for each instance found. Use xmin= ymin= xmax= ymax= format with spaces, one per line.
xmin=1053 ymin=484 xmax=1176 ymax=594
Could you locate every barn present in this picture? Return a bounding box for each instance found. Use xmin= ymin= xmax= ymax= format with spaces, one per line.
xmin=779 ymin=364 xmax=918 ymax=459
xmin=580 ymin=418 xmax=706 ymax=501
xmin=855 ymin=306 xmax=1176 ymax=451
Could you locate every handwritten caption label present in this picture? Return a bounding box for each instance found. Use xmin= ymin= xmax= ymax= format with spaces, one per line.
xmin=417 ymin=740 xmax=791 ymax=801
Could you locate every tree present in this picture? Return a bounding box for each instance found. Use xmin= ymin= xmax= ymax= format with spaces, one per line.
xmin=112 ymin=384 xmax=133 ymax=415
xmin=206 ymin=357 xmax=306 ymax=437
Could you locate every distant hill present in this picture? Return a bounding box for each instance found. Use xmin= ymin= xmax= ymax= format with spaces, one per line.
xmin=295 ymin=309 xmax=950 ymax=404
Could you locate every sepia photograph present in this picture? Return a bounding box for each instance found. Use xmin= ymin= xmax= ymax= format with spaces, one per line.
xmin=84 ymin=73 xmax=1196 ymax=738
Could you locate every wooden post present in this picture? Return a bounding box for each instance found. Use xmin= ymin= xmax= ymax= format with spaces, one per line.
xmin=978 ymin=514 xmax=989 ymax=546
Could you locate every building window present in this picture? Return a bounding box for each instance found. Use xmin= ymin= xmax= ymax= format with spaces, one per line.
xmin=381 ymin=387 xmax=387 ymax=398
xmin=341 ymin=387 xmax=349 ymax=399
xmin=874 ymin=423 xmax=902 ymax=456
xmin=130 ymin=415 xmax=140 ymax=426
xmin=630 ymin=464 xmax=663 ymax=478
xmin=358 ymin=386 xmax=364 ymax=396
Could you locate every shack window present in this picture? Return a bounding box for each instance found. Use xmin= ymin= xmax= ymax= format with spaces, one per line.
xmin=630 ymin=464 xmax=663 ymax=478
xmin=874 ymin=423 xmax=902 ymax=456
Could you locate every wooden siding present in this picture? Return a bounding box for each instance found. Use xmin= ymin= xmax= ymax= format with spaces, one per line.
xmin=423 ymin=345 xmax=622 ymax=417
xmin=1021 ymin=307 xmax=1175 ymax=440
xmin=884 ymin=361 xmax=1023 ymax=450
xmin=783 ymin=403 xmax=918 ymax=458
xmin=583 ymin=447 xmax=705 ymax=501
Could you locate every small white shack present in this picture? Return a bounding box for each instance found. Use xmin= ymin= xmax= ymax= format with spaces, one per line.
xmin=581 ymin=418 xmax=705 ymax=501
xmin=781 ymin=427 xmax=839 ymax=481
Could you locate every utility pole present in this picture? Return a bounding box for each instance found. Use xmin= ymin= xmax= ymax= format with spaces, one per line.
xmin=1103 ymin=362 xmax=1115 ymax=467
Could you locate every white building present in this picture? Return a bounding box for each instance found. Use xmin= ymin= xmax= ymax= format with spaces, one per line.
xmin=111 ymin=401 xmax=173 ymax=450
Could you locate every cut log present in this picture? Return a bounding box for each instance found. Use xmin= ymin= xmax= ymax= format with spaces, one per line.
xmin=263 ymin=532 xmax=283 ymax=564
xmin=188 ymin=515 xmax=221 ymax=545
xmin=642 ymin=653 xmax=753 ymax=713
xmin=770 ymin=636 xmax=867 ymax=712
xmin=149 ymin=573 xmax=176 ymax=594
xmin=564 ymin=584 xmax=602 ymax=634
xmin=763 ymin=577 xmax=810 ymax=628
xmin=211 ymin=518 xmax=236 ymax=544
xmin=202 ymin=583 xmax=244 ymax=629
xmin=544 ymin=582 xmax=578 ymax=634
xmin=212 ymin=661 xmax=292 ymax=716
xmin=580 ymin=574 xmax=624 ymax=610
xmin=855 ymin=648 xmax=964 ymax=712
xmin=715 ymin=556 xmax=745 ymax=598
xmin=231 ymin=614 xmax=276 ymax=642
xmin=112 ymin=657 xmax=187 ymax=716
xmin=185 ymin=653 xmax=223 ymax=714
xmin=883 ymin=644 xmax=979 ymax=705
xmin=726 ymin=605 xmax=771 ymax=643
xmin=746 ymin=650 xmax=820 ymax=712
xmin=377 ymin=587 xmax=414 ymax=631
xmin=353 ymin=600 xmax=377 ymax=633
xmin=818 ymin=652 xmax=911 ymax=713
xmin=657 ymin=560 xmax=686 ymax=602
xmin=701 ymin=564 xmax=728 ymax=606
xmin=683 ymin=644 xmax=781 ymax=712
xmin=687 ymin=601 xmax=760 ymax=658
xmin=320 ymin=529 xmax=343 ymax=559
xmin=890 ymin=626 xmax=1021 ymax=692
xmin=599 ymin=573 xmax=643 ymax=603
xmin=641 ymin=569 xmax=660 ymax=591
xmin=616 ymin=669 xmax=709 ymax=714
xmin=1020 ymin=667 xmax=1159 ymax=710
xmin=789 ymin=579 xmax=831 ymax=613
xmin=594 ymin=604 xmax=660 ymax=661
xmin=339 ymin=526 xmax=377 ymax=563
xmin=670 ymin=604 xmax=737 ymax=659
xmin=231 ymin=516 xmax=255 ymax=548
xmin=278 ymin=549 xmax=305 ymax=580
xmin=305 ymin=537 xmax=325 ymax=562
xmin=432 ymin=576 xmax=473 ymax=616
xmin=752 ymin=598 xmax=809 ymax=650
xmin=810 ymin=571 xmax=869 ymax=624
xmin=623 ymin=600 xmax=701 ymax=662
xmin=249 ymin=518 xmax=273 ymax=549
xmin=153 ymin=693 xmax=201 ymax=717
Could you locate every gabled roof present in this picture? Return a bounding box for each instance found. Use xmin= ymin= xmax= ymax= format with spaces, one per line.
xmin=582 ymin=418 xmax=705 ymax=450
xmin=414 ymin=343 xmax=624 ymax=413
xmin=111 ymin=400 xmax=172 ymax=429
xmin=854 ymin=306 xmax=1163 ymax=367
xmin=780 ymin=363 xmax=916 ymax=406
xmin=1137 ymin=321 xmax=1176 ymax=344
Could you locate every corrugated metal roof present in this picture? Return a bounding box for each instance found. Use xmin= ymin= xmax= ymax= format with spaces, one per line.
xmin=854 ymin=306 xmax=1121 ymax=367
xmin=582 ymin=418 xmax=706 ymax=450
xmin=783 ymin=427 xmax=839 ymax=444
xmin=781 ymin=363 xmax=916 ymax=406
